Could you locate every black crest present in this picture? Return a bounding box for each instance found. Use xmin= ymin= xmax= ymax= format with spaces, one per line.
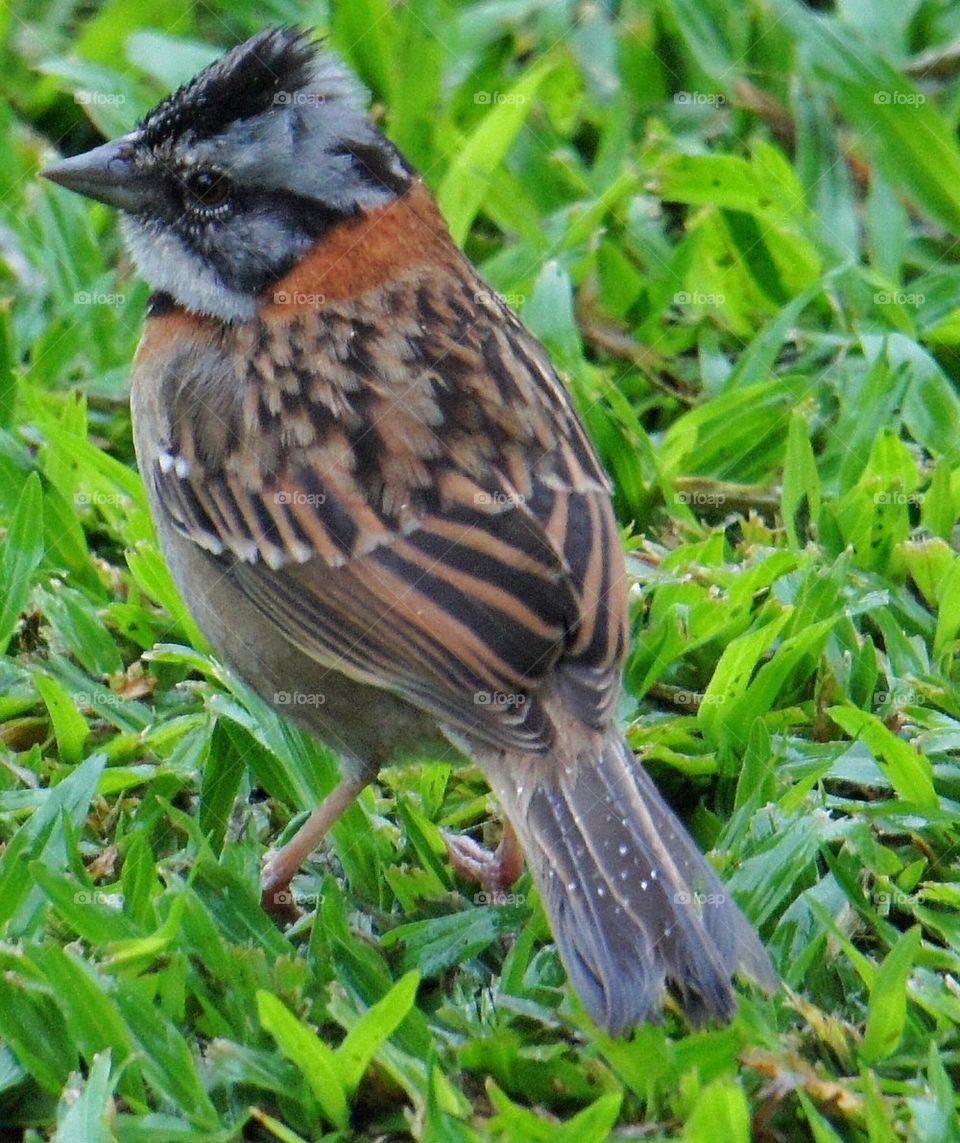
xmin=140 ymin=26 xmax=316 ymax=147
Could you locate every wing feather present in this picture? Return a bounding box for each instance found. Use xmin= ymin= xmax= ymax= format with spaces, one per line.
xmin=142 ymin=261 xmax=627 ymax=751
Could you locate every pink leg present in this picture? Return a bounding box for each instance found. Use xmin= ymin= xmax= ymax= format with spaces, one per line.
xmin=261 ymin=776 xmax=368 ymax=917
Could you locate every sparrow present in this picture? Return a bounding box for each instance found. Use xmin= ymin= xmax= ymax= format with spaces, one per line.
xmin=42 ymin=27 xmax=775 ymax=1034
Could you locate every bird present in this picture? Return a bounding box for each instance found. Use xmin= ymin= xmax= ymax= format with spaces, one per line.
xmin=42 ymin=26 xmax=775 ymax=1034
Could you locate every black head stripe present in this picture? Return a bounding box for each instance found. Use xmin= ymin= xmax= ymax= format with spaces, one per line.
xmin=332 ymin=140 xmax=414 ymax=196
xmin=140 ymin=26 xmax=315 ymax=147
xmin=146 ymin=290 xmax=177 ymax=317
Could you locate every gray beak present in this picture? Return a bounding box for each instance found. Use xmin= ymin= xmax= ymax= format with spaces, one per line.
xmin=41 ymin=134 xmax=153 ymax=213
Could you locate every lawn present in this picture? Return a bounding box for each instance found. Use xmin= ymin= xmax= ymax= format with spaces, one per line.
xmin=1 ymin=0 xmax=959 ymax=1139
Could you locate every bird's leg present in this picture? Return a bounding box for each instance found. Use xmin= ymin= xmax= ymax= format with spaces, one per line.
xmin=444 ymin=816 xmax=524 ymax=897
xmin=261 ymin=775 xmax=368 ymax=917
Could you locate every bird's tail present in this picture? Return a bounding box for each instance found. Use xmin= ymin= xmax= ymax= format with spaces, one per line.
xmin=485 ymin=727 xmax=776 ymax=1034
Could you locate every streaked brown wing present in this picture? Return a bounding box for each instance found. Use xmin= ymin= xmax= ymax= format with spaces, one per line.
xmin=144 ymin=263 xmax=627 ymax=751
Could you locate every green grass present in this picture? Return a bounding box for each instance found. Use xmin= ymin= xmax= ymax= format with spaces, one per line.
xmin=1 ymin=0 xmax=960 ymax=1139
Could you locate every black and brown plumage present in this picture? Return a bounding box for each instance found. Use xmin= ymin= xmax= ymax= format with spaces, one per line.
xmin=42 ymin=26 xmax=775 ymax=1033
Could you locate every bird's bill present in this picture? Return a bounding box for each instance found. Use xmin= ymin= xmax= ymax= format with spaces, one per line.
xmin=41 ymin=134 xmax=152 ymax=213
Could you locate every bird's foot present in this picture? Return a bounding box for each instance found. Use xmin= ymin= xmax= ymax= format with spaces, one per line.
xmin=443 ymin=818 xmax=524 ymax=896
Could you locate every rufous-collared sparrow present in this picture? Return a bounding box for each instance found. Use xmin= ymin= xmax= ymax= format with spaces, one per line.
xmin=42 ymin=27 xmax=774 ymax=1033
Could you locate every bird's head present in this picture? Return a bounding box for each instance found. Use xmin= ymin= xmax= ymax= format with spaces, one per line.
xmin=42 ymin=27 xmax=413 ymax=321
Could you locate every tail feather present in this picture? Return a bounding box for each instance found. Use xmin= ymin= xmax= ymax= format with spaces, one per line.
xmin=488 ymin=729 xmax=775 ymax=1034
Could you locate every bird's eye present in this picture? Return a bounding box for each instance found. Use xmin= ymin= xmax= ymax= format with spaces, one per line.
xmin=183 ymin=169 xmax=231 ymax=212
